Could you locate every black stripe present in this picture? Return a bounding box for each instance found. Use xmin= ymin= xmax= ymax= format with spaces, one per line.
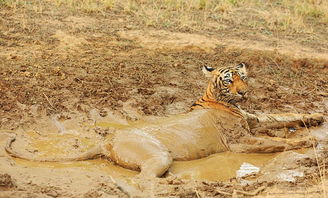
xmin=191 ymin=103 xmax=204 ymax=107
xmin=204 ymin=65 xmax=215 ymax=72
xmin=213 ymin=79 xmax=217 ymax=87
xmin=205 ymin=91 xmax=210 ymax=99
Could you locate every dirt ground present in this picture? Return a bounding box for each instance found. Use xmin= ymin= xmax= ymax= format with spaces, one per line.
xmin=1 ymin=1 xmax=328 ymax=197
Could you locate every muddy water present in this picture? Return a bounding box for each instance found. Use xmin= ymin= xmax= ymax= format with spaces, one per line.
xmin=9 ymin=118 xmax=279 ymax=182
xmin=170 ymin=152 xmax=276 ymax=181
xmin=25 ymin=131 xmax=95 ymax=157
xmin=14 ymin=158 xmax=137 ymax=178
xmin=13 ymin=149 xmax=276 ymax=182
xmin=11 ymin=114 xmax=320 ymax=182
xmin=14 ymin=143 xmax=276 ymax=182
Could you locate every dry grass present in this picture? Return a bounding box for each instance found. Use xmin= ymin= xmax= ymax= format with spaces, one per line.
xmin=1 ymin=0 xmax=327 ymax=33
xmin=314 ymin=148 xmax=327 ymax=198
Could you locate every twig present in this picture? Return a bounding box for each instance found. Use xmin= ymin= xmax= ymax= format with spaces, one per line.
xmin=195 ymin=189 xmax=201 ymax=198
xmin=232 ymin=186 xmax=266 ymax=197
xmin=318 ymin=92 xmax=328 ymax=97
xmin=215 ymin=189 xmax=232 ymax=196
xmin=312 ymin=142 xmax=327 ymax=198
xmin=43 ymin=93 xmax=56 ymax=110
xmin=268 ymin=56 xmax=280 ymax=67
xmin=168 ymin=172 xmax=184 ymax=183
xmin=109 ymin=176 xmax=131 ymax=198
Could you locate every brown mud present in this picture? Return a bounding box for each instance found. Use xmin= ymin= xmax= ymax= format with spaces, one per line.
xmin=1 ymin=1 xmax=328 ymax=197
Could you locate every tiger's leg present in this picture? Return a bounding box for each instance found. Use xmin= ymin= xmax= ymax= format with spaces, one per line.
xmin=229 ymin=135 xmax=315 ymax=153
xmin=109 ymin=130 xmax=173 ymax=178
xmin=257 ymin=113 xmax=324 ymax=128
xmin=242 ymin=111 xmax=324 ymax=131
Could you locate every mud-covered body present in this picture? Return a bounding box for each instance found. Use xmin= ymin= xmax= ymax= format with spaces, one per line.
xmin=106 ymin=108 xmax=248 ymax=174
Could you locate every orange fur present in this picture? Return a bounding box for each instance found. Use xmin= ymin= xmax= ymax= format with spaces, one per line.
xmin=191 ymin=64 xmax=248 ymax=118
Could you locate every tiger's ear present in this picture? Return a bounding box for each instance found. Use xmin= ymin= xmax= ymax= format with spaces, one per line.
xmin=235 ymin=63 xmax=246 ymax=70
xmin=235 ymin=63 xmax=247 ymax=74
xmin=202 ymin=65 xmax=215 ymax=78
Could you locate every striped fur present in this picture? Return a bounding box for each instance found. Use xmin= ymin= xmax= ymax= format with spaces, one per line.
xmin=191 ymin=63 xmax=248 ymax=117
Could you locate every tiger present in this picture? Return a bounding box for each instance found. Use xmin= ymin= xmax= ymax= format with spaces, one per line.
xmin=191 ymin=63 xmax=249 ymax=117
xmin=5 ymin=63 xmax=324 ymax=177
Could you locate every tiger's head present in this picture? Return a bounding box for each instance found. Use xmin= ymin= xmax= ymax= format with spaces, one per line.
xmin=202 ymin=63 xmax=248 ymax=104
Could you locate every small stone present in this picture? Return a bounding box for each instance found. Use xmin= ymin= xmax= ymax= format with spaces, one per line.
xmin=99 ymin=109 xmax=108 ymax=117
xmin=46 ymin=190 xmax=59 ymax=198
xmin=236 ymin=162 xmax=260 ymax=179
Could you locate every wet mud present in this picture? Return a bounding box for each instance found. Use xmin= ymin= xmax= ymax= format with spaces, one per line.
xmin=1 ymin=113 xmax=328 ymax=197
xmin=1 ymin=1 xmax=328 ymax=197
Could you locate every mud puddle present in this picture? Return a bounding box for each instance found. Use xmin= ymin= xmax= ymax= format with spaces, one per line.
xmin=6 ymin=117 xmax=292 ymax=182
xmin=1 ymin=113 xmax=326 ymax=198
xmin=170 ymin=152 xmax=276 ymax=181
xmin=13 ymin=137 xmax=277 ymax=182
xmin=14 ymin=158 xmax=137 ymax=178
